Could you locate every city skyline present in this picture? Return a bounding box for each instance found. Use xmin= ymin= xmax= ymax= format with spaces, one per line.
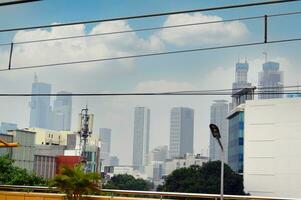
xmin=0 ymin=0 xmax=300 ymax=165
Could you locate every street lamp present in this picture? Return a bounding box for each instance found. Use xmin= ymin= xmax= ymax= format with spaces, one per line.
xmin=209 ymin=124 xmax=224 ymax=200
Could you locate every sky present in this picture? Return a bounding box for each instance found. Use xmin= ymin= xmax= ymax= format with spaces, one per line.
xmin=0 ymin=0 xmax=301 ymax=164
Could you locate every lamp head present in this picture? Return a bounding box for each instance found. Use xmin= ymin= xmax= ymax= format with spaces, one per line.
xmin=209 ymin=124 xmax=221 ymax=139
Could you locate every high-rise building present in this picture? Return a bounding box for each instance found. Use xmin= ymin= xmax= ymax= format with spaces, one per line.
xmin=132 ymin=107 xmax=150 ymax=172
xmin=100 ymin=128 xmax=111 ymax=166
xmin=209 ymin=100 xmax=229 ymax=163
xmin=110 ymin=156 xmax=119 ymax=166
xmin=148 ymin=145 xmax=168 ymax=163
xmin=0 ymin=122 xmax=17 ymax=134
xmin=258 ymin=61 xmax=284 ymax=99
xmin=232 ymin=61 xmax=252 ymax=108
xmin=29 ymin=74 xmax=52 ymax=129
xmin=52 ymin=91 xmax=72 ymax=131
xmin=169 ymin=107 xmax=194 ymax=158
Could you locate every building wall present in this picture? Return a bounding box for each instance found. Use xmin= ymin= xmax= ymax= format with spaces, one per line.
xmin=8 ymin=130 xmax=35 ymax=172
xmin=228 ymin=110 xmax=244 ymax=174
xmin=244 ymin=98 xmax=301 ymax=198
xmin=0 ymin=122 xmax=17 ymax=134
xmin=25 ymin=128 xmax=69 ymax=145
xmin=34 ymin=155 xmax=56 ymax=179
xmin=209 ymin=100 xmax=229 ymax=163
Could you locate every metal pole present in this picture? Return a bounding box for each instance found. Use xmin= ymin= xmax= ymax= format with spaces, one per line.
xmin=220 ymin=149 xmax=224 ymax=200
xmin=8 ymin=43 xmax=14 ymax=70
xmin=264 ymin=15 xmax=268 ymax=43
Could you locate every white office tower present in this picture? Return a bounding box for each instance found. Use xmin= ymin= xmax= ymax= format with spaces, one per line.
xmin=132 ymin=107 xmax=150 ymax=172
xmin=100 ymin=128 xmax=111 ymax=167
xmin=258 ymin=61 xmax=284 ymax=99
xmin=209 ymin=100 xmax=229 ymax=163
xmin=169 ymin=107 xmax=194 ymax=158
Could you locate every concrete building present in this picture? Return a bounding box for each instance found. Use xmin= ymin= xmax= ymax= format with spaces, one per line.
xmin=163 ymin=154 xmax=209 ymax=176
xmin=29 ymin=74 xmax=52 ymax=129
xmin=52 ymin=91 xmax=72 ymax=131
xmin=7 ymin=130 xmax=35 ymax=172
xmin=147 ymin=145 xmax=168 ymax=164
xmin=209 ymin=100 xmax=229 ymax=163
xmin=169 ymin=107 xmax=194 ymax=158
xmin=100 ymin=128 xmax=111 ymax=167
xmin=244 ymin=98 xmax=301 ymax=198
xmin=33 ymin=145 xmax=66 ymax=179
xmin=258 ymin=61 xmax=284 ymax=99
xmin=0 ymin=122 xmax=17 ymax=134
xmin=25 ymin=127 xmax=69 ymax=145
xmin=132 ymin=107 xmax=150 ymax=172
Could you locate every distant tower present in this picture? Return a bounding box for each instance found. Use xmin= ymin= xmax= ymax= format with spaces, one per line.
xmin=52 ymin=91 xmax=72 ymax=131
xmin=258 ymin=59 xmax=284 ymax=99
xmin=169 ymin=107 xmax=194 ymax=158
xmin=209 ymin=100 xmax=229 ymax=163
xmin=29 ymin=74 xmax=52 ymax=129
xmin=231 ymin=60 xmax=252 ymax=109
xmin=100 ymin=128 xmax=111 ymax=166
xmin=132 ymin=107 xmax=150 ymax=172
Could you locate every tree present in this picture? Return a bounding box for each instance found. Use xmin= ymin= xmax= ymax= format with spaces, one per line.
xmin=104 ymin=174 xmax=153 ymax=191
xmin=0 ymin=154 xmax=46 ymax=185
xmin=159 ymin=161 xmax=244 ymax=195
xmin=50 ymin=165 xmax=101 ymax=200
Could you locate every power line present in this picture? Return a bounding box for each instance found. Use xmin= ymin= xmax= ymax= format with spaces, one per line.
xmin=0 ymin=10 xmax=299 ymax=47
xmin=0 ymin=0 xmax=300 ymax=33
xmin=0 ymin=86 xmax=298 ymax=97
xmin=1 ymin=37 xmax=301 ymax=72
xmin=0 ymin=0 xmax=41 ymax=7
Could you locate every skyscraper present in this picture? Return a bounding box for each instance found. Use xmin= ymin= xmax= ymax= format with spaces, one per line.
xmin=209 ymin=100 xmax=229 ymax=163
xmin=258 ymin=61 xmax=284 ymax=99
xmin=169 ymin=107 xmax=194 ymax=158
xmin=52 ymin=91 xmax=72 ymax=130
xmin=0 ymin=122 xmax=17 ymax=134
xmin=29 ymin=74 xmax=52 ymax=129
xmin=100 ymin=128 xmax=111 ymax=166
xmin=232 ymin=61 xmax=252 ymax=108
xmin=132 ymin=107 xmax=150 ymax=172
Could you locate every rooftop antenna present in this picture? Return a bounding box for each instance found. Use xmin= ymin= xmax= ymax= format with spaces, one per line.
xmin=263 ymin=52 xmax=268 ymax=63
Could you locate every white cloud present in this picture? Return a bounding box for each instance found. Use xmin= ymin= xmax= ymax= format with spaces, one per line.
xmin=158 ymin=13 xmax=249 ymax=46
xmin=10 ymin=21 xmax=164 ymax=71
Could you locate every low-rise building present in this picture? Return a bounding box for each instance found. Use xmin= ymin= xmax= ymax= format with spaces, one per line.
xmin=244 ymin=98 xmax=301 ymax=198
xmin=24 ymin=127 xmax=69 ymax=145
xmin=163 ymin=154 xmax=209 ymax=176
xmin=7 ymin=129 xmax=35 ymax=172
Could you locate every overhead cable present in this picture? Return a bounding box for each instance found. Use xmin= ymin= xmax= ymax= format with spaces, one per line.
xmin=0 ymin=0 xmax=300 ymax=33
xmin=1 ymin=37 xmax=301 ymax=72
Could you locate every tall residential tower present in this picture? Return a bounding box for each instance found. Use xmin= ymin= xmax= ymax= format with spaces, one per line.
xmin=209 ymin=100 xmax=229 ymax=162
xmin=132 ymin=107 xmax=150 ymax=172
xmin=52 ymin=91 xmax=72 ymax=131
xmin=169 ymin=107 xmax=194 ymax=158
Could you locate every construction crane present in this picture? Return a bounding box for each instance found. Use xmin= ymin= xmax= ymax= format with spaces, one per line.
xmin=0 ymin=138 xmax=19 ymax=147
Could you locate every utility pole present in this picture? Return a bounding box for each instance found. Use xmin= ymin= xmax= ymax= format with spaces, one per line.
xmin=78 ymin=106 xmax=94 ymax=172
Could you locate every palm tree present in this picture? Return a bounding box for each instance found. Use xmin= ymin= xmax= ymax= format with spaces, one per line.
xmin=50 ymin=165 xmax=101 ymax=200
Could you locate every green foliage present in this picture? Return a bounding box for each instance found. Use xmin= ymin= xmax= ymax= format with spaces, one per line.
xmin=50 ymin=165 xmax=101 ymax=200
xmin=104 ymin=174 xmax=153 ymax=191
xmin=0 ymin=154 xmax=46 ymax=185
xmin=159 ymin=161 xmax=245 ymax=195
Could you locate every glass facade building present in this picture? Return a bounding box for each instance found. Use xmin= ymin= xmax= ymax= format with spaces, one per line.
xmin=228 ymin=111 xmax=244 ymax=174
